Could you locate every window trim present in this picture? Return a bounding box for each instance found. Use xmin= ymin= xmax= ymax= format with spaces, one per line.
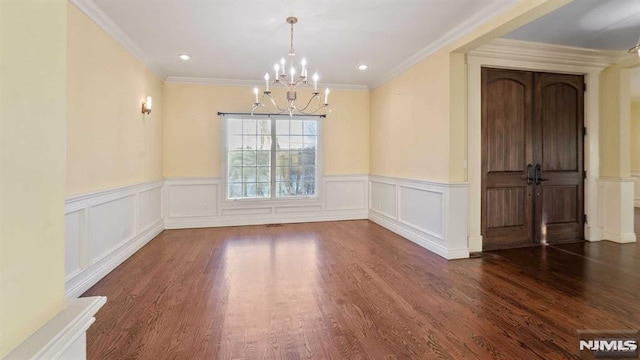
xmin=221 ymin=114 xmax=323 ymax=204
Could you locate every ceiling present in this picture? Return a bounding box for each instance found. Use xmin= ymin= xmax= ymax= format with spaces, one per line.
xmin=82 ymin=0 xmax=640 ymax=89
xmin=87 ymin=0 xmax=517 ymax=87
xmin=504 ymin=0 xmax=640 ymax=51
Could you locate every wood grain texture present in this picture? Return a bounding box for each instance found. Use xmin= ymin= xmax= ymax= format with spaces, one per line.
xmin=482 ymin=68 xmax=534 ymax=249
xmin=84 ymin=221 xmax=640 ymax=359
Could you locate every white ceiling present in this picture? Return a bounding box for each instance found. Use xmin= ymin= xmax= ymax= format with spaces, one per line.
xmin=87 ymin=0 xmax=517 ymax=87
xmin=78 ymin=0 xmax=640 ymax=89
xmin=504 ymin=0 xmax=640 ymax=51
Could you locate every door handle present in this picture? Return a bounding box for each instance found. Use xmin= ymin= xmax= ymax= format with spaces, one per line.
xmin=535 ymin=164 xmax=548 ymax=185
xmin=526 ymin=164 xmax=534 ymax=185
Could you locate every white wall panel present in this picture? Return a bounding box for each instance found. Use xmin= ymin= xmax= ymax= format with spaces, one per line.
xmin=167 ymin=183 xmax=218 ymax=218
xmin=633 ymin=172 xmax=640 ymax=207
xmin=325 ymin=180 xmax=367 ymax=211
xmin=369 ymin=181 xmax=397 ymax=219
xmin=369 ymin=175 xmax=469 ymax=259
xmin=64 ymin=210 xmax=84 ymax=281
xmin=65 ymin=180 xmax=163 ymax=298
xmin=398 ymin=186 xmax=443 ymax=239
xmin=88 ymin=195 xmax=136 ymax=265
xmin=164 ymin=175 xmax=368 ymax=229
xmin=139 ymin=186 xmax=162 ymax=232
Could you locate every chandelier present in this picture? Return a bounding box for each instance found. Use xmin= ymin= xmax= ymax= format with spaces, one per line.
xmin=252 ymin=17 xmax=330 ymax=116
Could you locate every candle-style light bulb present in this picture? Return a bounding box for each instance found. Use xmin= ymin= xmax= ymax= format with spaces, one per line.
xmin=324 ymin=88 xmax=330 ymax=104
xmin=280 ymin=58 xmax=286 ymax=76
xmin=274 ymin=64 xmax=279 ymax=79
xmin=253 ymin=87 xmax=259 ymax=103
xmin=313 ymin=72 xmax=319 ymax=92
xmin=301 ymin=58 xmax=307 ymax=77
xmin=264 ymin=73 xmax=270 ymax=91
xmin=290 ymin=66 xmax=295 ymax=79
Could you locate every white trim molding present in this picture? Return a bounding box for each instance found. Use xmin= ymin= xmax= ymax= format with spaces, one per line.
xmin=368 ymin=175 xmax=469 ymax=260
xmin=69 ymin=0 xmax=166 ymax=80
xmin=467 ymin=39 xmax=613 ymax=252
xmin=4 ymin=296 xmax=106 ymax=360
xmin=632 ymin=172 xmax=640 ymax=208
xmin=65 ymin=180 xmax=164 ymax=298
xmin=165 ymin=76 xmax=369 ymax=91
xmin=164 ymin=175 xmax=369 ymax=229
xmin=370 ymin=0 xmax=520 ymax=88
xmin=599 ymin=177 xmax=637 ymax=243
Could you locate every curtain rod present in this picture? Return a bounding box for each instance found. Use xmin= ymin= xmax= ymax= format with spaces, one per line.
xmin=217 ymin=112 xmax=326 ymax=118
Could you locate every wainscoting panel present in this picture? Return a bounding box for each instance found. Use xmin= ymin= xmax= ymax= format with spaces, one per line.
xmin=599 ymin=177 xmax=636 ymax=243
xmin=633 ymin=172 xmax=640 ymax=208
xmin=65 ymin=180 xmax=164 ymax=298
xmin=369 ymin=175 xmax=469 ymax=259
xmin=167 ymin=180 xmax=218 ymax=218
xmin=398 ymin=186 xmax=443 ymax=239
xmin=369 ymin=180 xmax=397 ymax=219
xmin=324 ymin=178 xmax=367 ymax=211
xmin=64 ymin=209 xmax=84 ymax=282
xmin=164 ymin=175 xmax=369 ymax=229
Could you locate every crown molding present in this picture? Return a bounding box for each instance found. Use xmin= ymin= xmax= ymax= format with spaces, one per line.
xmin=469 ymin=38 xmax=625 ymax=69
xmin=69 ymin=0 xmax=166 ymax=80
xmin=369 ymin=0 xmax=519 ymax=89
xmin=165 ymin=76 xmax=369 ymax=91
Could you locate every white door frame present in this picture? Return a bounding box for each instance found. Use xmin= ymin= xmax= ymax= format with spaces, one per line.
xmin=466 ymin=39 xmax=619 ymax=252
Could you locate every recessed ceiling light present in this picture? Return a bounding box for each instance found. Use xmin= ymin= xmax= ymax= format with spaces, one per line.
xmin=358 ymin=64 xmax=369 ymax=70
xmin=179 ymin=54 xmax=191 ymax=60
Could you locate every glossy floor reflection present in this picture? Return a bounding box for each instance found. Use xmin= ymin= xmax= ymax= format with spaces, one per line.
xmin=84 ymin=220 xmax=639 ymax=359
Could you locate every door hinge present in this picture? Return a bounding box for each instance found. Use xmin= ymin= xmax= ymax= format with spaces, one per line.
xmin=583 ymin=170 xmax=587 ymax=179
xmin=583 ymin=126 xmax=587 ymax=136
xmin=583 ymin=214 xmax=587 ymax=223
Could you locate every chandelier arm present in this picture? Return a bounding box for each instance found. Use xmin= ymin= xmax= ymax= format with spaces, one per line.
xmin=296 ymin=92 xmax=321 ymax=112
xmin=264 ymin=92 xmax=289 ymax=112
xmin=294 ymin=104 xmax=330 ymax=116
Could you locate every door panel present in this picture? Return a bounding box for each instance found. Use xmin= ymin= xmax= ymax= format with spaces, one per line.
xmin=482 ymin=68 xmax=585 ymax=250
xmin=482 ymin=68 xmax=534 ymax=249
xmin=534 ymin=72 xmax=584 ymax=244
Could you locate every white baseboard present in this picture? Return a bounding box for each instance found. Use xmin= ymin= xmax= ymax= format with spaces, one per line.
xmin=368 ymin=175 xmax=469 ymax=260
xmin=65 ymin=180 xmax=164 ymax=298
xmin=4 ymin=296 xmax=106 ymax=360
xmin=602 ymin=231 xmax=637 ymax=243
xmin=164 ymin=175 xmax=369 ymax=229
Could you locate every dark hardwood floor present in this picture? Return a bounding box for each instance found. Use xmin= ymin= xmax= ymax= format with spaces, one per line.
xmin=84 ymin=220 xmax=640 ymax=360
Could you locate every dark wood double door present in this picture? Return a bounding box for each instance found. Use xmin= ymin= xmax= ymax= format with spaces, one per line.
xmin=482 ymin=68 xmax=584 ymax=250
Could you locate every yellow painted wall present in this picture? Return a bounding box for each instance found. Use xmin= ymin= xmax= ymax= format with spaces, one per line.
xmin=67 ymin=3 xmax=164 ymax=196
xmin=369 ymin=0 xmax=570 ymax=182
xmin=632 ymin=101 xmax=640 ymax=172
xmin=370 ymin=51 xmax=452 ymax=182
xmin=600 ymin=64 xmax=631 ymax=178
xmin=0 ymin=0 xmax=67 ymax=356
xmin=163 ymin=83 xmax=369 ymax=177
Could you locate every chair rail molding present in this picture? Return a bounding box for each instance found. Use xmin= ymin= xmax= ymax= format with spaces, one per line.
xmin=4 ymin=297 xmax=106 ymax=360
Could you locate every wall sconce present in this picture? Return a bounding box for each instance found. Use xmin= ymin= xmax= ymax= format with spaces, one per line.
xmin=141 ymin=96 xmax=152 ymax=114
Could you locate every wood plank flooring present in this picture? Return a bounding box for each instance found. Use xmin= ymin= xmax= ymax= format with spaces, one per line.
xmin=84 ymin=220 xmax=640 ymax=359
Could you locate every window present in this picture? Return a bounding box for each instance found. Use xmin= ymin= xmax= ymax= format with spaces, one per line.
xmin=223 ymin=115 xmax=320 ymax=200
